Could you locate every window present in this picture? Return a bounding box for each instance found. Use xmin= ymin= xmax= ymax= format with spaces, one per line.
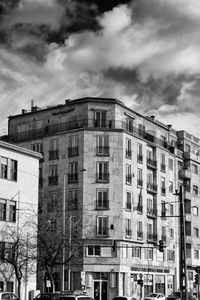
xmin=194 ymin=227 xmax=199 ymax=238
xmin=68 ymin=162 xmax=78 ymax=183
xmin=49 ymin=139 xmax=59 ymax=160
xmin=192 ymin=164 xmax=198 ymax=174
xmin=137 ymin=221 xmax=143 ymax=239
xmin=69 ymin=135 xmax=79 ymax=157
xmin=168 ymin=158 xmax=173 ymax=170
xmin=137 ymin=168 xmax=143 ymax=187
xmin=97 ymin=135 xmax=109 ymax=155
xmin=161 ymin=135 xmax=167 ymax=147
xmin=125 ymin=117 xmax=133 ymax=133
xmin=31 ymin=143 xmax=43 ymax=153
xmin=69 ymin=189 xmax=78 ymax=210
xmin=96 ymin=189 xmax=109 ymax=209
xmin=95 ymin=111 xmax=107 ymax=128
xmin=186 ymin=243 xmax=191 ymax=258
xmin=194 ymin=250 xmax=199 ymax=260
xmin=10 ymin=160 xmax=18 ymax=181
xmin=193 ymin=206 xmax=198 ymax=216
xmin=137 ymin=143 xmax=143 ymax=163
xmin=97 ymin=162 xmax=109 ymax=182
xmin=87 ymin=245 xmax=101 ymax=256
xmin=161 ymin=226 xmax=166 ymax=241
xmin=137 ymin=191 xmax=143 ymax=213
xmin=48 ymin=191 xmax=57 ymax=212
xmin=185 ymin=144 xmax=190 ymax=152
xmin=0 ymin=200 xmax=6 ymax=221
xmin=169 ymin=204 xmax=174 ymax=216
xmin=132 ymin=247 xmax=141 ymax=258
xmin=161 ymin=177 xmax=166 ymax=195
xmin=49 ymin=220 xmax=57 ymax=231
xmin=167 ymin=250 xmax=175 ymax=262
xmin=9 ymin=202 xmax=16 ymax=222
xmin=97 ymin=216 xmax=108 ymax=236
xmin=1 ymin=157 xmax=8 ymax=179
xmin=178 ymin=161 xmax=183 ymax=171
xmin=49 ymin=165 xmax=58 ymax=185
xmin=169 ymin=181 xmax=173 ymax=193
xmin=147 ymin=222 xmax=153 ymax=240
xmin=126 ymin=218 xmax=132 ymax=237
xmin=169 ymin=228 xmax=174 ymax=239
xmin=145 ymin=248 xmax=153 ymax=260
xmin=126 ymin=192 xmax=132 ymax=210
xmin=193 ymin=185 xmax=198 ymax=196
xmin=185 ymin=221 xmax=191 ymax=236
xmin=126 ymin=138 xmax=132 ymax=158
xmin=188 ymin=272 xmax=193 ymax=281
xmin=138 ymin=124 xmax=145 ymax=137
xmin=161 ymin=153 xmax=166 ymax=172
xmin=121 ymin=244 xmax=128 ymax=258
xmin=161 ymin=201 xmax=166 ymax=218
xmin=126 ymin=164 xmax=132 ymax=184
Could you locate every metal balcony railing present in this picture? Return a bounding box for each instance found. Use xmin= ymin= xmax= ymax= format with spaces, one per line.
xmin=68 ymin=172 xmax=78 ymax=183
xmin=96 ymin=173 xmax=110 ymax=183
xmin=49 ymin=150 xmax=59 ymax=160
xmin=137 ymin=155 xmax=143 ymax=163
xmin=68 ymin=146 xmax=79 ymax=157
xmin=97 ymin=146 xmax=110 ymax=156
xmin=147 ymin=158 xmax=157 ymax=168
xmin=125 ymin=150 xmax=132 ymax=158
xmin=48 ymin=176 xmax=58 ymax=185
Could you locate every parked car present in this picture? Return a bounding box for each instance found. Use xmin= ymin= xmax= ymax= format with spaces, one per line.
xmin=58 ymin=291 xmax=94 ymax=300
xmin=112 ymin=296 xmax=138 ymax=300
xmin=166 ymin=292 xmax=197 ymax=300
xmin=0 ymin=292 xmax=19 ymax=300
xmin=34 ymin=293 xmax=63 ymax=300
xmin=144 ymin=293 xmax=165 ymax=300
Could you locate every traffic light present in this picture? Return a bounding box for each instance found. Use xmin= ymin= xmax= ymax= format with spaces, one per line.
xmin=159 ymin=240 xmax=164 ymax=252
xmin=195 ymin=274 xmax=199 ymax=285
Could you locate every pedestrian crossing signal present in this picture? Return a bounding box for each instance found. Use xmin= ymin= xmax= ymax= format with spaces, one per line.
xmin=195 ymin=274 xmax=199 ymax=285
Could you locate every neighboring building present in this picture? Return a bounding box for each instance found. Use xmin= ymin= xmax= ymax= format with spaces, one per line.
xmin=0 ymin=140 xmax=41 ymax=299
xmin=3 ymin=97 xmax=199 ymax=299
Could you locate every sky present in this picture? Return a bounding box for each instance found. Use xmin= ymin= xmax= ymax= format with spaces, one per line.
xmin=1 ymin=0 xmax=200 ymax=137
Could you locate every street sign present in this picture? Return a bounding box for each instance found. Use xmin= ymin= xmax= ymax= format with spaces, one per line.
xmin=195 ymin=266 xmax=200 ymax=273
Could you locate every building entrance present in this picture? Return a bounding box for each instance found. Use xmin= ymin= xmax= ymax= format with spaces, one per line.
xmin=94 ymin=281 xmax=107 ymax=300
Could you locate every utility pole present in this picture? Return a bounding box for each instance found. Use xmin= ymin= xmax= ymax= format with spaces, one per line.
xmin=178 ymin=185 xmax=188 ymax=300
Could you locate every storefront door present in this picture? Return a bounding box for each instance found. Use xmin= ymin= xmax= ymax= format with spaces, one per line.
xmin=94 ymin=281 xmax=107 ymax=300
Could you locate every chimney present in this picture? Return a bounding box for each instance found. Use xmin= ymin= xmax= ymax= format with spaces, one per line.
xmin=22 ymin=109 xmax=27 ymax=114
xmin=150 ymin=115 xmax=155 ymax=121
xmin=65 ymin=99 xmax=71 ymax=105
xmin=167 ymin=124 xmax=172 ymax=130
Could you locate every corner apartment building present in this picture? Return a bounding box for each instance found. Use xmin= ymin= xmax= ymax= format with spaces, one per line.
xmin=0 ymin=140 xmax=41 ymax=299
xmin=4 ymin=97 xmax=200 ymax=299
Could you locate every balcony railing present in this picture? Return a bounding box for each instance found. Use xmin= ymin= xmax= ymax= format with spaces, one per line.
xmin=68 ymin=172 xmax=78 ymax=183
xmin=97 ymin=146 xmax=110 ymax=156
xmin=96 ymin=173 xmax=109 ymax=183
xmin=48 ymin=176 xmax=58 ymax=185
xmin=126 ymin=202 xmax=132 ymax=210
xmin=147 ymin=184 xmax=157 ymax=193
xmin=147 ymin=158 xmax=157 ymax=168
xmin=161 ymin=235 xmax=167 ymax=242
xmin=147 ymin=233 xmax=157 ymax=242
xmin=96 ymin=201 xmax=109 ymax=210
xmin=68 ymin=146 xmax=79 ymax=157
xmin=49 ymin=150 xmax=59 ymax=160
xmin=147 ymin=209 xmax=157 ymax=218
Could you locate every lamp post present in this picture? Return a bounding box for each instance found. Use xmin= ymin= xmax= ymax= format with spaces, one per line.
xmin=62 ymin=173 xmax=66 ymax=291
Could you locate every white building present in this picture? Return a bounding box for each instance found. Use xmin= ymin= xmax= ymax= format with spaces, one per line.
xmin=0 ymin=140 xmax=41 ymax=300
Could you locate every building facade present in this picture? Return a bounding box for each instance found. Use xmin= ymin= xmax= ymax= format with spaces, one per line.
xmin=4 ymin=97 xmax=200 ymax=299
xmin=0 ymin=140 xmax=41 ymax=300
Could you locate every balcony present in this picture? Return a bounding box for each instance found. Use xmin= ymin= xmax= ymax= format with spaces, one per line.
xmin=147 ymin=233 xmax=157 ymax=242
xmin=68 ymin=172 xmax=78 ymax=183
xmin=96 ymin=173 xmax=110 ymax=183
xmin=147 ymin=183 xmax=157 ymax=194
xmin=161 ymin=235 xmax=167 ymax=243
xmin=97 ymin=146 xmax=110 ymax=156
xmin=48 ymin=176 xmax=58 ymax=185
xmin=147 ymin=209 xmax=157 ymax=218
xmin=49 ymin=150 xmax=59 ymax=160
xmin=179 ymin=169 xmax=191 ymax=180
xmin=147 ymin=158 xmax=157 ymax=169
xmin=137 ymin=155 xmax=143 ymax=163
xmin=68 ymin=146 xmax=79 ymax=157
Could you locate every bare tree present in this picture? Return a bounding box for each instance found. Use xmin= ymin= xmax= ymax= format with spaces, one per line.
xmin=0 ymin=218 xmax=37 ymax=299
